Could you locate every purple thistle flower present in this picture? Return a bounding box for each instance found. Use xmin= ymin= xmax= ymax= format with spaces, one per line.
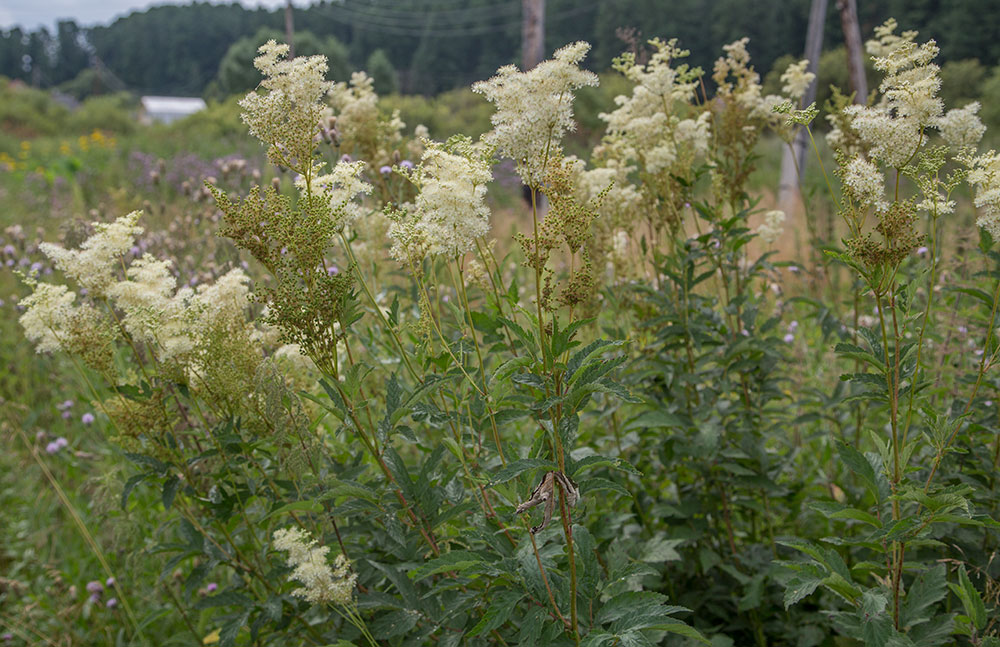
xmin=400 ymin=160 xmax=414 ymax=169
xmin=340 ymin=154 xmax=352 ymax=162
xmin=86 ymin=580 xmax=104 ymax=594
xmin=62 ymin=411 xmax=72 ymax=420
xmin=1 ymin=632 xmax=12 ymax=641
xmin=89 ymin=593 xmax=101 ymax=604
xmin=55 ymin=437 xmax=68 ymax=449
xmin=327 ymin=265 xmax=339 ymax=276
xmin=916 ymin=246 xmax=929 ymax=256
xmin=2 ymin=244 xmax=15 ymax=255
xmin=45 ymin=441 xmax=61 ymax=454
xmin=206 ymin=582 xmax=218 ymax=593
xmin=29 ymin=261 xmax=42 ymax=273
xmin=82 ymin=413 xmax=95 ymax=425
xmin=783 ymin=333 xmax=795 ymax=343
xmin=106 ymin=597 xmax=118 ymax=609
xmin=106 ymin=577 xmax=116 ymax=588
xmin=379 ymin=165 xmax=392 ymax=175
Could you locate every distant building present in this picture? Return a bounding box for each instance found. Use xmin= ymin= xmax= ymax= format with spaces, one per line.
xmin=139 ymin=96 xmax=206 ymax=124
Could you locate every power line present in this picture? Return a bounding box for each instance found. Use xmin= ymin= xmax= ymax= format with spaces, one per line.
xmin=307 ymin=1 xmax=601 ymax=38
xmin=320 ymin=1 xmax=521 ymax=26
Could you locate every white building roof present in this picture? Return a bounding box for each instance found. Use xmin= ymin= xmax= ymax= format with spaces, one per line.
xmin=139 ymin=96 xmax=207 ymax=124
xmin=140 ymin=96 xmax=207 ymax=113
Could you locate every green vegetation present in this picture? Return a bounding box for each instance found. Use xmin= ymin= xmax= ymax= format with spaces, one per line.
xmin=3 ymin=16 xmax=1000 ymax=647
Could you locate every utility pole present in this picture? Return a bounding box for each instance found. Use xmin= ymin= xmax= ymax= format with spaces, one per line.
xmin=285 ymin=0 xmax=295 ymax=58
xmin=837 ymin=0 xmax=867 ymax=103
xmin=778 ymin=0 xmax=828 ymax=215
xmin=521 ymin=0 xmax=544 ymax=70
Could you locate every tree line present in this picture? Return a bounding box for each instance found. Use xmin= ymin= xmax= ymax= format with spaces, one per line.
xmin=1 ymin=0 xmax=998 ymax=98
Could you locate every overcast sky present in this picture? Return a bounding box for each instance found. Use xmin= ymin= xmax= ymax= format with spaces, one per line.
xmin=0 ymin=0 xmax=297 ymax=31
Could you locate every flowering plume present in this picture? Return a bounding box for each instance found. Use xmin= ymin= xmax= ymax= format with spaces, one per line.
xmin=756 ymin=210 xmax=786 ymax=244
xmin=19 ymin=282 xmax=85 ymax=354
xmin=599 ymin=39 xmax=708 ymax=174
xmin=295 ymin=159 xmax=373 ymax=226
xmin=39 ymin=211 xmax=143 ymax=296
xmin=240 ymin=40 xmax=333 ymax=170
xmin=272 ymin=528 xmax=356 ymax=605
xmin=966 ymin=152 xmax=1000 ymax=238
xmin=473 ymin=41 xmax=598 ymax=187
xmin=389 ymin=137 xmax=492 ymax=262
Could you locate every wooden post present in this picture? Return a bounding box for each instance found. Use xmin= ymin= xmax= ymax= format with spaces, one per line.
xmin=285 ymin=0 xmax=295 ymax=58
xmin=837 ymin=0 xmax=868 ymax=103
xmin=778 ymin=0 xmax=828 ymax=215
xmin=521 ymin=0 xmax=545 ymax=71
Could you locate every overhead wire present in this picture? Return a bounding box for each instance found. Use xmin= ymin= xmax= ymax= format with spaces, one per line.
xmin=305 ymin=1 xmax=603 ymax=38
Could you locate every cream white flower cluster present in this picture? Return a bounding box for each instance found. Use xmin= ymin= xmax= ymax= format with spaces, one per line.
xmin=389 ymin=138 xmax=492 ymax=261
xmin=599 ymin=39 xmax=710 ymax=175
xmin=473 ymin=41 xmax=598 ymax=187
xmin=272 ymin=527 xmax=356 ymax=606
xmin=966 ymin=152 xmax=1000 ymax=237
xmin=39 ymin=211 xmax=143 ymax=296
xmin=571 ymin=158 xmax=642 ymax=226
xmin=19 ymin=282 xmax=89 ymax=354
xmin=714 ymin=39 xmax=811 ymax=128
xmin=240 ymin=40 xmax=333 ymax=166
xmin=756 ymin=209 xmax=786 ymax=244
xmin=780 ymin=60 xmax=815 ymax=103
xmin=842 ymin=156 xmax=885 ymax=208
xmin=296 ymin=159 xmax=373 ymax=226
xmin=22 ymin=212 xmax=254 ymax=365
xmin=833 ymin=20 xmax=943 ymax=168
xmin=937 ymin=102 xmax=986 ymax=150
xmin=329 ymin=71 xmax=405 ymax=165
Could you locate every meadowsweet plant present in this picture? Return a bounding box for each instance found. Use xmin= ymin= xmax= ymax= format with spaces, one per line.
xmin=13 ymin=20 xmax=1000 ymax=647
xmin=776 ymin=19 xmax=1000 ymax=645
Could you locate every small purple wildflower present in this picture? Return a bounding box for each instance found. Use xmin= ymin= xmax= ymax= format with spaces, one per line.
xmin=340 ymin=154 xmax=352 ymax=163
xmin=783 ymin=333 xmax=795 ymax=343
xmin=206 ymin=582 xmax=218 ymax=593
xmin=2 ymin=244 xmax=15 ymax=255
xmin=188 ymin=277 xmax=198 ymax=287
xmin=400 ymin=160 xmax=414 ymax=170
xmin=58 ymin=399 xmax=74 ymax=411
xmin=1 ymin=632 xmax=12 ymax=641
xmin=86 ymin=580 xmax=103 ymax=594
xmin=379 ymin=165 xmax=392 ymax=175
xmin=327 ymin=265 xmax=339 ymax=276
xmin=788 ymin=320 xmax=799 ymax=331
xmin=82 ymin=413 xmax=95 ymax=425
xmin=106 ymin=598 xmax=118 ymax=609
xmin=29 ymin=261 xmax=42 ymax=273
xmin=916 ymin=246 xmax=929 ymax=256
xmin=106 ymin=577 xmax=116 ymax=588
xmin=35 ymin=430 xmax=46 ymax=442
xmin=79 ymin=288 xmax=88 ymax=296
xmin=5 ymin=259 xmax=13 ymax=267
xmin=62 ymin=411 xmax=72 ymax=420
xmin=89 ymin=593 xmax=101 ymax=604
xmin=958 ymin=325 xmax=968 ymax=334
xmin=56 ymin=437 xmax=68 ymax=449
xmin=45 ymin=441 xmax=61 ymax=454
